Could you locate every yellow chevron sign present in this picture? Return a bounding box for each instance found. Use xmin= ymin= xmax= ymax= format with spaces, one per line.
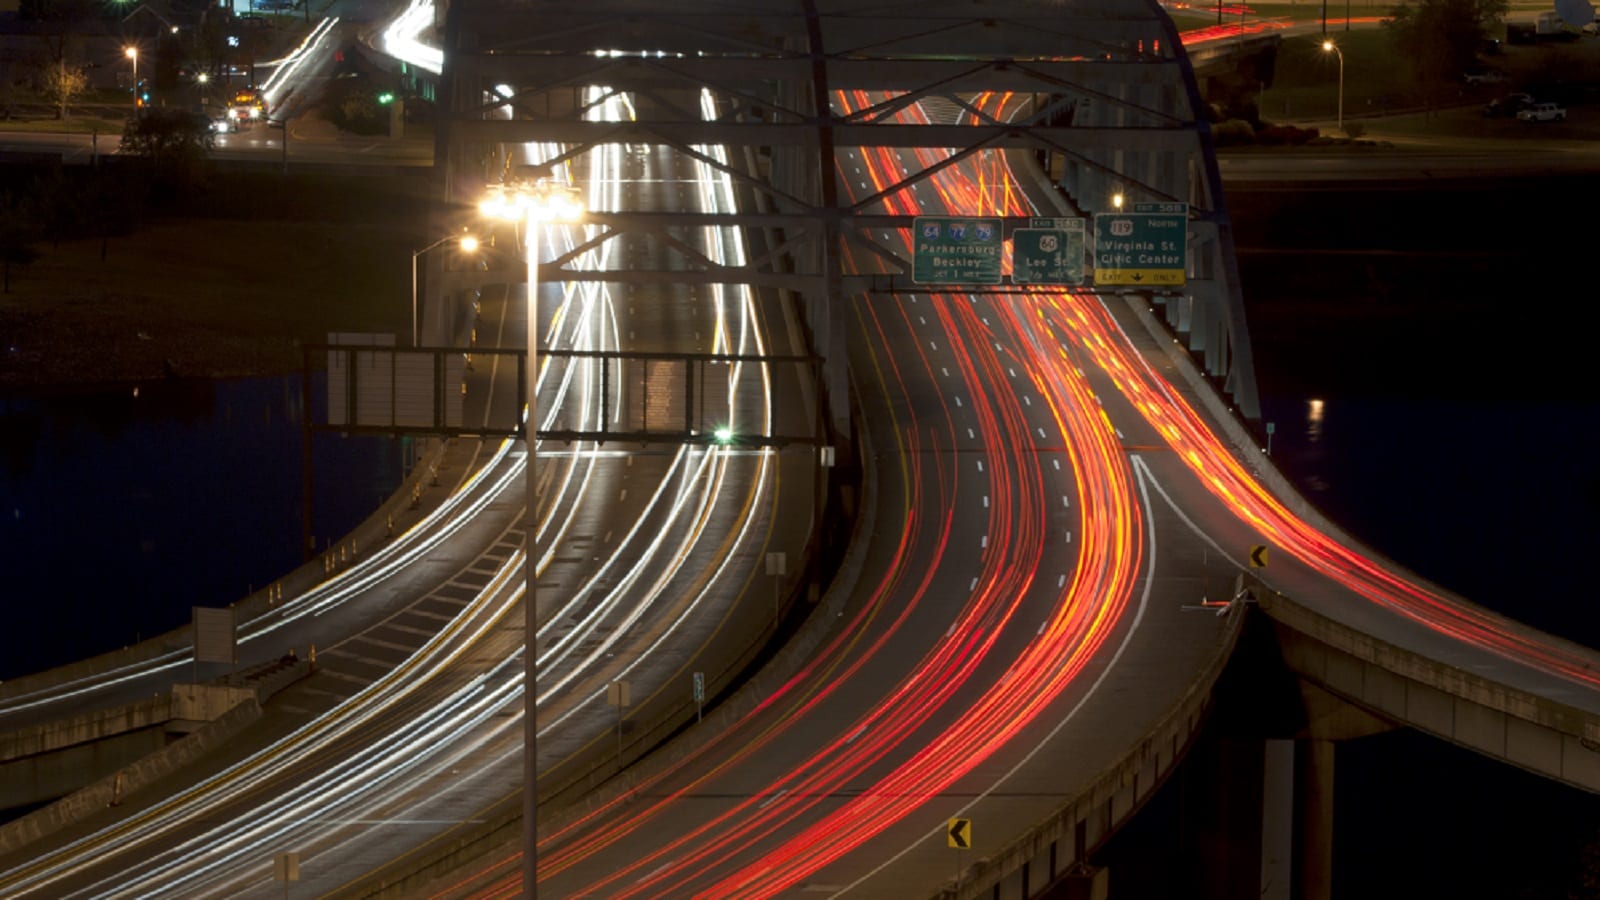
xmin=948 ymin=818 xmax=972 ymax=849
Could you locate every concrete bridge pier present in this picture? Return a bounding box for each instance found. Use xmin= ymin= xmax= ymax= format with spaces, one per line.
xmin=1295 ymin=738 xmax=1336 ymax=900
xmin=1164 ymin=612 xmax=1394 ymax=900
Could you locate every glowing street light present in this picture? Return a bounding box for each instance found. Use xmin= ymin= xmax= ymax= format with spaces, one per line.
xmin=1322 ymin=40 xmax=1345 ymax=135
xmin=478 ymin=177 xmax=584 ymax=899
xmin=410 ymin=231 xmax=479 ymax=346
xmin=124 ymin=46 xmax=139 ymax=112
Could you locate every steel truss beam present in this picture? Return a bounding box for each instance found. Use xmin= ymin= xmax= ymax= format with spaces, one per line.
xmin=440 ymin=0 xmax=1260 ymax=428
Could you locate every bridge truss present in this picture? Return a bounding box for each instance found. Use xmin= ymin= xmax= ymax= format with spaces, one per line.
xmin=435 ymin=0 xmax=1261 ymax=430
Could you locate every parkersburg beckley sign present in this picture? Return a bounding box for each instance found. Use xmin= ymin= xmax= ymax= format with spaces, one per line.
xmin=912 ymin=216 xmax=1004 ymax=285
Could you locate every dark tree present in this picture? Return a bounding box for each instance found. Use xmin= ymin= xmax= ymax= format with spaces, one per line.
xmin=1384 ymin=0 xmax=1509 ymax=106
xmin=0 ymin=193 xmax=43 ymax=294
xmin=118 ymin=108 xmax=215 ymax=199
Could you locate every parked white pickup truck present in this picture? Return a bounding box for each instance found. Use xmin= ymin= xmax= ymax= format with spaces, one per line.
xmin=1517 ymin=102 xmax=1568 ymax=122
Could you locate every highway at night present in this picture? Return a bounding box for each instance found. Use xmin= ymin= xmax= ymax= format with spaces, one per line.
xmin=0 ymin=87 xmax=814 ymax=899
xmin=6 ymin=2 xmax=1600 ymax=898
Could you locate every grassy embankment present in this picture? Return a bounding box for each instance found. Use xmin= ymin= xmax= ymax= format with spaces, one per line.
xmin=0 ymin=171 xmax=432 ymax=389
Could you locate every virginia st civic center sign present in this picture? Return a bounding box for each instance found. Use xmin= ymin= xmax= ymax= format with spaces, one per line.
xmin=1092 ymin=203 xmax=1188 ymax=287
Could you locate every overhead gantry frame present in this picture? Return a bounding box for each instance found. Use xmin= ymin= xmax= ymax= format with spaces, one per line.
xmin=436 ymin=0 xmax=1260 ymax=440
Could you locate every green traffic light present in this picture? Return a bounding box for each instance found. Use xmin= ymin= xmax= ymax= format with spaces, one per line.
xmin=377 ymin=92 xmax=395 ymax=105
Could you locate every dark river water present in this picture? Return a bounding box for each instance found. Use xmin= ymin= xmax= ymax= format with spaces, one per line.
xmin=1 ymin=175 xmax=1595 ymax=897
xmin=0 ymin=375 xmax=405 ymax=682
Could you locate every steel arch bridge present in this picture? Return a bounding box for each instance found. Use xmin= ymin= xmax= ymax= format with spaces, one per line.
xmin=435 ymin=0 xmax=1260 ymax=437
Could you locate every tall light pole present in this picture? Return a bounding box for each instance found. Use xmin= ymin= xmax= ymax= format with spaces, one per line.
xmin=478 ymin=178 xmax=584 ymax=900
xmin=1322 ymin=40 xmax=1345 ymax=135
xmin=410 ymin=232 xmax=478 ymax=346
xmin=124 ymin=46 xmax=139 ymax=114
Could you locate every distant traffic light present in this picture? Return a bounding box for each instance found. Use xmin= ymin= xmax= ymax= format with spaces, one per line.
xmin=376 ymin=92 xmax=395 ymax=105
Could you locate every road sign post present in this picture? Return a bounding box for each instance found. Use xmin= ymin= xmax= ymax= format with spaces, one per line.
xmin=947 ymin=817 xmax=972 ymax=895
xmin=607 ymin=680 xmax=631 ymax=760
xmin=912 ymin=216 xmax=1003 ymax=285
xmin=1092 ymin=204 xmax=1188 ymax=287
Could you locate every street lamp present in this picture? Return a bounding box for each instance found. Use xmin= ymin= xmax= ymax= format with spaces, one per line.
xmin=124 ymin=46 xmax=139 ymax=113
xmin=1322 ymin=39 xmax=1345 ymax=135
xmin=478 ymin=177 xmax=584 ymax=899
xmin=410 ymin=231 xmax=479 ymax=346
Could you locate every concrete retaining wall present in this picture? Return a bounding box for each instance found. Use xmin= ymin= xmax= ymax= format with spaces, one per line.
xmin=0 ymin=697 xmax=264 ymax=856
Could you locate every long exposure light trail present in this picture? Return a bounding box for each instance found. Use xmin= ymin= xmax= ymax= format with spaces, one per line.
xmin=488 ymin=86 xmax=1145 ymax=899
xmin=1 ymin=77 xmax=789 ymax=900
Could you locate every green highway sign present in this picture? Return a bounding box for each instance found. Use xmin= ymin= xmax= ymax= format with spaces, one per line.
xmin=1093 ymin=206 xmax=1188 ymax=287
xmin=913 ymin=216 xmax=1003 ymax=285
xmin=1012 ymin=219 xmax=1085 ymax=286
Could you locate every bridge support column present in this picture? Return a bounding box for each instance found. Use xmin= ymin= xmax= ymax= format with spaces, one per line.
xmin=1261 ymin=739 xmax=1294 ymax=900
xmin=1296 ymin=739 xmax=1335 ymax=900
xmin=1182 ymin=736 xmax=1265 ymax=900
xmin=1057 ymin=864 xmax=1108 ymax=900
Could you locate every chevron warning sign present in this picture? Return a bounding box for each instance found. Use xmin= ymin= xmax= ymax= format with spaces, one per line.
xmin=948 ymin=818 xmax=972 ymax=850
xmin=1249 ymin=545 xmax=1269 ymax=569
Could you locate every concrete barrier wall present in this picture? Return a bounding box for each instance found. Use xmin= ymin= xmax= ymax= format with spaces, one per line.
xmin=0 ymin=697 xmax=263 ymax=856
xmin=0 ymin=695 xmax=172 ymax=763
xmin=945 ymin=600 xmax=1246 ymax=900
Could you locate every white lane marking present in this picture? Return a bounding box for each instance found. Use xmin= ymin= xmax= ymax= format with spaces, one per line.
xmin=1061 ymin=496 xmax=1070 ymax=508
xmin=1057 ymin=574 xmax=1066 ymax=587
xmin=942 ymin=367 xmax=950 ymax=377
xmin=1023 ymin=396 xmax=1032 ymax=406
xmin=981 ymin=535 xmax=988 ymax=549
xmin=955 ymin=396 xmax=963 ymax=407
xmin=758 ymin=788 xmax=790 ymax=810
xmin=1037 ymin=427 xmax=1047 ymax=438
xmin=982 ymin=496 xmax=989 ymax=508
xmin=838 ymin=456 xmax=1166 ymax=897
xmin=930 ymin=340 xmax=939 ymax=351
xmin=968 ymin=428 xmax=975 ymax=439
xmin=619 ymin=489 xmax=628 ymax=501
xmin=970 ymin=577 xmax=978 ymax=591
xmin=1052 ymin=459 xmax=1061 ymax=471
xmin=976 ymin=460 xmax=984 ymax=473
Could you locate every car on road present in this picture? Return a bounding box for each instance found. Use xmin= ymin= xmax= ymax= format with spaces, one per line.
xmin=1463 ymin=69 xmax=1508 ymax=85
xmin=1517 ymin=102 xmax=1568 ymax=122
